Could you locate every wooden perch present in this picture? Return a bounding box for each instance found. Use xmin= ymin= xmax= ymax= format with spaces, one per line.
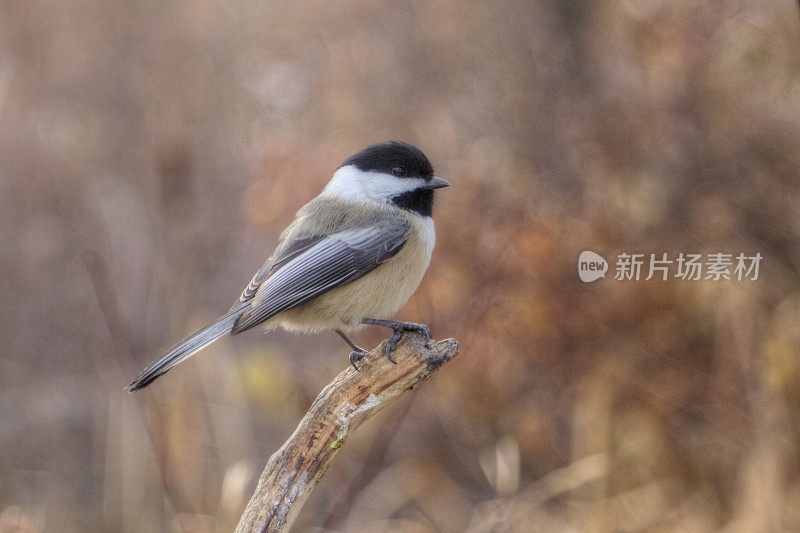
xmin=235 ymin=332 xmax=459 ymax=533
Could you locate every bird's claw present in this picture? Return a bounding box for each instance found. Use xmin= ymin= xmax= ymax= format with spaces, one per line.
xmin=356 ymin=318 xmax=433 ymax=367
xmin=406 ymin=323 xmax=431 ymax=339
xmin=383 ymin=336 xmax=399 ymax=363
xmin=375 ymin=320 xmax=431 ymax=364
xmin=349 ymin=349 xmax=367 ymax=371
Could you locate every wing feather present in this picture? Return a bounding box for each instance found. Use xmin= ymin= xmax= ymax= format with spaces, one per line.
xmin=236 ymin=235 xmax=325 ymax=303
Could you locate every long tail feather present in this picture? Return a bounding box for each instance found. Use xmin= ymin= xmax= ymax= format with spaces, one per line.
xmin=127 ymin=304 xmax=249 ymax=391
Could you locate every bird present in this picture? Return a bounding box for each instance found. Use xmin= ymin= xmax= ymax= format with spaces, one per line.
xmin=127 ymin=141 xmax=449 ymax=391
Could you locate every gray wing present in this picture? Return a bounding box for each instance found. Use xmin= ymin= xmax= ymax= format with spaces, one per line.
xmin=236 ymin=235 xmax=324 ymax=303
xmin=231 ymin=220 xmax=410 ymax=334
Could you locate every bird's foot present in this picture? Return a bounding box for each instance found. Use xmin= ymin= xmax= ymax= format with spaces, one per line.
xmin=349 ymin=348 xmax=368 ymax=371
xmin=362 ymin=318 xmax=431 ymax=364
xmin=336 ymin=329 xmax=370 ymax=370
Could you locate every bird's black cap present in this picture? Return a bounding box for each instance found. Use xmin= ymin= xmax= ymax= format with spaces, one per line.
xmin=342 ymin=140 xmax=434 ymax=179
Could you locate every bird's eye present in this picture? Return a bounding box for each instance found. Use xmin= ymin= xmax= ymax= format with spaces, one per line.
xmin=391 ymin=165 xmax=407 ymax=177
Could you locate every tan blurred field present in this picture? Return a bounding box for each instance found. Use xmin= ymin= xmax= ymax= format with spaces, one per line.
xmin=1 ymin=1 xmax=799 ymax=532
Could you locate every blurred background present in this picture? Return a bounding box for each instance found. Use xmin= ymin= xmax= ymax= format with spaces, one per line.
xmin=1 ymin=1 xmax=799 ymax=531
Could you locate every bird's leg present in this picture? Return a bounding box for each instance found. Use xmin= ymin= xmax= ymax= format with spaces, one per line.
xmin=334 ymin=329 xmax=367 ymax=370
xmin=361 ymin=318 xmax=431 ymax=364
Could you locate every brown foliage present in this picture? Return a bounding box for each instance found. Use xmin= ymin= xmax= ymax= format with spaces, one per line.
xmin=0 ymin=1 xmax=799 ymax=531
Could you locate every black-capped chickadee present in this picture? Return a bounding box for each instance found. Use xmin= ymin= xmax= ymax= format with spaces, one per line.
xmin=128 ymin=141 xmax=449 ymax=391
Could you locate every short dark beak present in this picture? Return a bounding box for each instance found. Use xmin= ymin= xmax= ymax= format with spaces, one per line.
xmin=425 ymin=176 xmax=450 ymax=189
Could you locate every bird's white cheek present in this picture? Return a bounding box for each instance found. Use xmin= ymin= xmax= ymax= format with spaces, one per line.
xmin=363 ymin=176 xmax=427 ymax=200
xmin=324 ymin=165 xmax=426 ymax=203
xmin=324 ymin=166 xmax=370 ymax=202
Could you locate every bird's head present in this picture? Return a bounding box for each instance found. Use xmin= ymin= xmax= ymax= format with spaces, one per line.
xmin=325 ymin=141 xmax=449 ymax=216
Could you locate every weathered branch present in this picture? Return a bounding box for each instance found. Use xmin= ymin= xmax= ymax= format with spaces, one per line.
xmin=235 ymin=332 xmax=459 ymax=533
